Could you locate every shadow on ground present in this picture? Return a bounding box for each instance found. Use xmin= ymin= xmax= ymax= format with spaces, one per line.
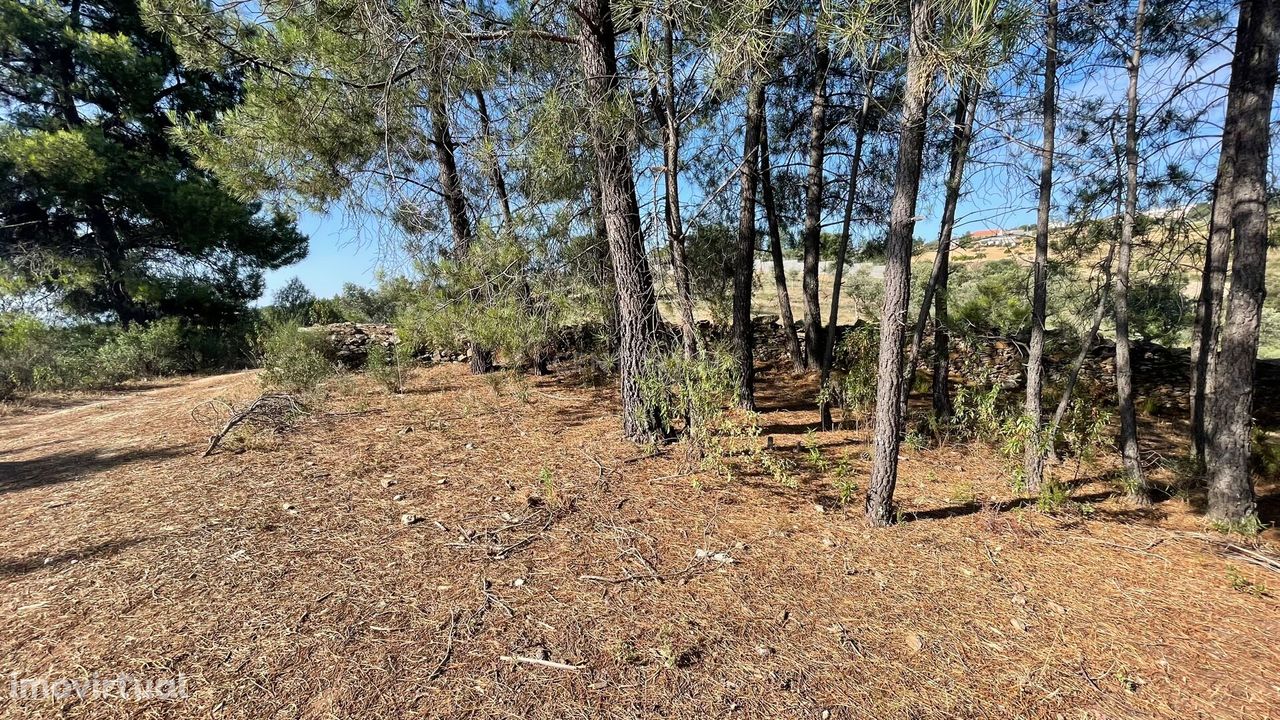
xmin=0 ymin=537 xmax=152 ymax=578
xmin=0 ymin=446 xmax=188 ymax=495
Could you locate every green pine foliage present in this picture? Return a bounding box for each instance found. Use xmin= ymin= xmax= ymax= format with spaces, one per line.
xmin=0 ymin=0 xmax=306 ymax=326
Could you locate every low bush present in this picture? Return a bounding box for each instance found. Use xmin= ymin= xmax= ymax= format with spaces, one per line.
xmin=95 ymin=318 xmax=188 ymax=383
xmin=364 ymin=341 xmax=410 ymax=393
xmin=1 ymin=314 xmax=207 ymax=398
xmin=256 ymin=322 xmax=337 ymax=394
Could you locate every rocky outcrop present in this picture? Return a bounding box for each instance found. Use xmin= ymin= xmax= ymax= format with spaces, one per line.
xmin=304 ymin=323 xmax=399 ymax=368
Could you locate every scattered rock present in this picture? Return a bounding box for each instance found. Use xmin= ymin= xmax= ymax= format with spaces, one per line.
xmin=906 ymin=633 xmax=924 ymax=653
xmin=512 ymin=578 xmax=526 ymax=587
xmin=393 ymin=494 xmax=405 ymax=502
xmin=400 ymin=513 xmax=420 ymax=526
xmin=1010 ymin=618 xmax=1030 ymax=632
xmin=381 ymin=477 xmax=397 ymax=488
xmin=281 ymin=502 xmax=297 ymax=513
xmin=695 ymin=548 xmax=735 ymax=564
xmin=754 ymin=644 xmax=773 ymax=657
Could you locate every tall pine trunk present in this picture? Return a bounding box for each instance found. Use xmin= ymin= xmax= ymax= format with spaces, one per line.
xmin=866 ymin=0 xmax=932 ymax=527
xmin=474 ymin=90 xmax=513 ymax=228
xmin=588 ymin=178 xmax=621 ymax=352
xmin=818 ymin=72 xmax=873 ymax=430
xmin=1205 ymin=0 xmax=1280 ymax=524
xmin=577 ymin=0 xmax=663 ymax=440
xmin=1023 ymin=0 xmax=1057 ymax=493
xmin=759 ymin=118 xmax=805 ymax=372
xmin=429 ymin=91 xmax=492 ymax=375
xmin=658 ymin=16 xmax=698 ymax=360
xmin=800 ymin=46 xmax=831 ymax=368
xmin=732 ymin=75 xmax=766 ymax=409
xmin=902 ymin=78 xmax=978 ymax=420
xmin=1113 ymin=0 xmax=1150 ymax=504
xmin=1190 ymin=1 xmax=1252 ymax=464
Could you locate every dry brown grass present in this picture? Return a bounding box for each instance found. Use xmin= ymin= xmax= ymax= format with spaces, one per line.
xmin=0 ymin=363 xmax=1277 ymax=719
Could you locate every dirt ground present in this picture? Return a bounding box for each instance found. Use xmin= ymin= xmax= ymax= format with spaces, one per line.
xmin=0 ymin=364 xmax=1277 ymax=719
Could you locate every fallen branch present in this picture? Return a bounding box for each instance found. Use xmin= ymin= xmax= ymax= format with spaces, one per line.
xmin=195 ymin=393 xmax=306 ymax=457
xmin=499 ymin=655 xmax=584 ymax=671
xmin=1227 ymin=544 xmax=1280 ymax=574
xmin=579 ymin=556 xmax=705 ymax=585
xmin=427 ymin=611 xmax=459 ymax=680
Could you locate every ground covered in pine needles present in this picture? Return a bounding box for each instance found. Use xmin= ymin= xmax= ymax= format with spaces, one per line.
xmin=0 ymin=364 xmax=1277 ymax=719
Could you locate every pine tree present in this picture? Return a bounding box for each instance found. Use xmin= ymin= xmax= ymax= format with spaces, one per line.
xmin=1204 ymin=0 xmax=1280 ymax=525
xmin=866 ymin=0 xmax=934 ymax=527
xmin=0 ymin=0 xmax=305 ymax=326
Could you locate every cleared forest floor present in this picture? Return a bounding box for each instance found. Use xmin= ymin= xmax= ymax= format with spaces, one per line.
xmin=0 ymin=364 xmax=1277 ymax=719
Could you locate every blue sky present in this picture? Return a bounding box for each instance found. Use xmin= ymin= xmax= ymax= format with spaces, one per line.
xmin=262 ymin=210 xmax=380 ymax=300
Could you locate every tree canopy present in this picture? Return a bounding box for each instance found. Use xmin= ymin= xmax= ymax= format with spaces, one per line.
xmin=0 ymin=0 xmax=307 ymax=326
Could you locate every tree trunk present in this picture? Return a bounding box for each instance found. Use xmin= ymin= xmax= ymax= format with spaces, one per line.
xmin=800 ymin=46 xmax=831 ymax=368
xmin=474 ymin=89 xmax=514 ymax=229
xmin=818 ymin=71 xmax=873 ymax=430
xmin=429 ymin=90 xmax=492 ymax=375
xmin=658 ymin=16 xmax=698 ymax=360
xmin=1022 ymin=0 xmax=1057 ymax=494
xmin=1113 ymin=0 xmax=1150 ymax=504
xmin=759 ymin=117 xmax=805 ymax=372
xmin=865 ymin=0 xmax=932 ymax=527
xmin=577 ymin=0 xmax=663 ymax=440
xmin=88 ymin=205 xmax=135 ymax=327
xmin=1205 ymin=0 xmax=1280 ymax=524
xmin=429 ymin=92 xmax=473 ymax=252
xmin=1190 ymin=0 xmax=1252 ymax=465
xmin=58 ymin=1 xmax=135 ymax=328
xmin=588 ymin=177 xmax=621 ymax=352
xmin=732 ymin=73 xmax=766 ymax=409
xmin=901 ymin=78 xmax=978 ymax=421
xmin=929 ymin=248 xmax=952 ymax=419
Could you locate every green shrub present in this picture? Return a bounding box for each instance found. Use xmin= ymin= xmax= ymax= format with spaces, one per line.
xmin=257 ymin=322 xmax=336 ymax=394
xmin=1129 ymin=273 xmax=1191 ymax=346
xmin=636 ymin=343 xmax=740 ymax=439
xmin=2 ymin=314 xmax=106 ymax=394
xmin=94 ymin=318 xmax=188 ymax=383
xmin=684 ymin=224 xmax=736 ymax=323
xmin=1 ymin=311 xmax=263 ymax=400
xmin=635 ymin=344 xmax=777 ymax=482
xmin=842 ymin=268 xmax=885 ymax=323
xmin=821 ymin=324 xmax=879 ymax=425
xmin=364 ymin=341 xmax=409 ymax=393
xmin=950 ymin=260 xmax=1031 ymax=337
xmin=396 ymin=232 xmax=559 ymax=367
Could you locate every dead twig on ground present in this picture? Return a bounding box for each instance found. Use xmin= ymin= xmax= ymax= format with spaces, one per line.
xmin=427 ymin=610 xmax=459 ymax=680
xmin=498 ymin=655 xmax=584 ymax=671
xmin=579 ymin=555 xmax=707 ymax=585
xmin=195 ymin=393 xmax=307 ymax=457
xmin=1227 ymin=544 xmax=1280 ymax=574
